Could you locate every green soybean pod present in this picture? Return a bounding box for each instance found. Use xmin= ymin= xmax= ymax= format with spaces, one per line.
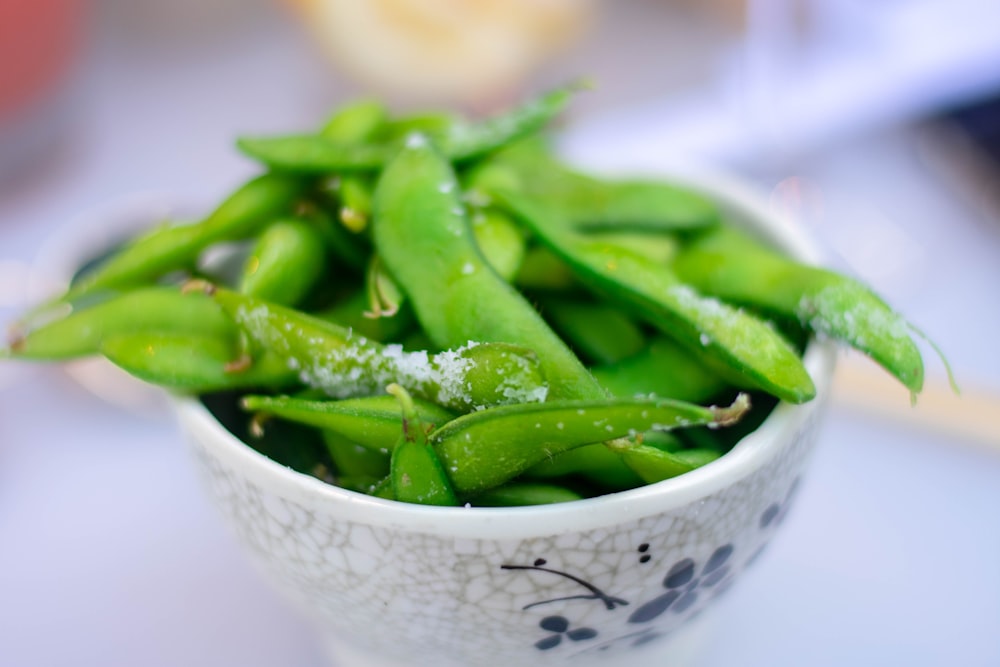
xmin=62 ymin=174 xmax=305 ymax=303
xmin=438 ymin=83 xmax=581 ymax=162
xmin=241 ymin=394 xmax=455 ymax=452
xmin=672 ymin=225 xmax=929 ymax=395
xmin=323 ymin=430 xmax=390 ymax=480
xmin=210 ymin=287 xmax=548 ymax=412
xmin=470 ymin=209 xmax=527 ymax=282
xmin=431 ymin=394 xmax=749 ymax=495
xmin=515 ymin=246 xmax=577 ymax=290
xmin=496 ymin=190 xmax=816 ymax=404
xmin=375 ymin=143 xmax=637 ymax=487
xmin=236 ymin=82 xmax=580 ymax=173
xmin=388 ymin=384 xmax=459 ymax=507
xmin=620 ymin=444 xmax=723 ymax=484
xmin=372 ymin=137 xmax=601 ymax=403
xmin=478 ymin=137 xmax=719 ymax=232
xmin=469 ymin=482 xmax=583 ymax=507
xmin=337 ymin=175 xmax=374 ymax=233
xmin=100 ymin=332 xmax=297 ymax=392
xmin=8 ymin=288 xmax=235 ymax=360
xmin=320 ymin=98 xmax=388 ymax=143
xmin=319 ymin=99 xmax=386 ymax=241
xmin=239 ymin=218 xmax=326 ymax=306
xmin=378 ymin=111 xmax=455 ymax=143
xmin=538 ymin=298 xmax=646 ymax=366
xmin=590 ymin=336 xmax=730 ymax=403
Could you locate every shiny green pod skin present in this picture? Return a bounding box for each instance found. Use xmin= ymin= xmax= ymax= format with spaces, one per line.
xmin=538 ymin=298 xmax=646 ymax=366
xmin=496 ymin=191 xmax=816 ymax=404
xmin=241 ymin=394 xmax=455 ymax=453
xmin=209 ymin=287 xmax=548 ymax=412
xmin=62 ymin=174 xmax=305 ymax=302
xmin=672 ymin=225 xmax=925 ymax=394
xmin=469 ymin=482 xmax=583 ymax=507
xmin=8 ymin=288 xmax=235 ymax=360
xmin=238 ymin=218 xmax=326 ymax=306
xmin=470 ymin=209 xmax=526 ymax=282
xmin=372 ymin=138 xmax=602 ymax=403
xmin=429 ymin=394 xmax=748 ymax=495
xmin=322 ymin=430 xmax=390 ymax=480
xmin=388 ymin=384 xmax=459 ymax=506
xmin=319 ymin=98 xmax=388 ymax=143
xmin=621 ymin=444 xmax=723 ymax=484
xmin=591 ymin=336 xmax=730 ymax=404
xmin=236 ymin=84 xmax=578 ymax=173
xmin=469 ymin=138 xmax=719 ymax=232
xmin=100 ymin=332 xmax=297 ymax=392
xmin=373 ymin=138 xmax=645 ymax=486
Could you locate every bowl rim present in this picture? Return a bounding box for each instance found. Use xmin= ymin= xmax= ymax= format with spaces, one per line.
xmin=174 ymin=168 xmax=838 ymax=540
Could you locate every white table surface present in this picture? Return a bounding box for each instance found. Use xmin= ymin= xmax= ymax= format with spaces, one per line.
xmin=2 ymin=5 xmax=999 ymax=666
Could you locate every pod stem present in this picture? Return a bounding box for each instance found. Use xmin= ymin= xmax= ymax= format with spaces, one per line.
xmin=908 ymin=322 xmax=960 ymax=401
xmin=710 ymin=393 xmax=752 ymax=428
xmin=387 ymin=383 xmax=421 ymax=442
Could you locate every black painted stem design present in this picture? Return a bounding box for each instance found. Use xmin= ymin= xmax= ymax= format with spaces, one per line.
xmin=501 ymin=562 xmax=629 ymax=610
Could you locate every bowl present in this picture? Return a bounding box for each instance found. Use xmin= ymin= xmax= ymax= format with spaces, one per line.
xmin=173 ymin=170 xmax=837 ymax=667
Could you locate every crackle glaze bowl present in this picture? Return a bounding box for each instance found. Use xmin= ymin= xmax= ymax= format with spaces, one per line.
xmin=174 ymin=171 xmax=837 ymax=667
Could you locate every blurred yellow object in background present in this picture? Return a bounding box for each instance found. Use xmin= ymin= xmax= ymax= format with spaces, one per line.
xmin=286 ymin=0 xmax=592 ymax=105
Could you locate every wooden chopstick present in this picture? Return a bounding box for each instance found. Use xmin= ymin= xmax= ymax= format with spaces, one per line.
xmin=831 ymin=354 xmax=1000 ymax=452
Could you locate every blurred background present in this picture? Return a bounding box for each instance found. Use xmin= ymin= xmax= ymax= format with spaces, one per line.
xmin=1 ymin=1 xmax=998 ymax=665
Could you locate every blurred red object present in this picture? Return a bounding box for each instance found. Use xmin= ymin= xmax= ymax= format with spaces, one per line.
xmin=0 ymin=0 xmax=84 ymax=175
xmin=0 ymin=0 xmax=83 ymax=121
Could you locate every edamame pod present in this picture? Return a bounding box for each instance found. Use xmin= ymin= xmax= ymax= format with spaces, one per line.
xmin=62 ymin=174 xmax=305 ymax=302
xmin=497 ymin=191 xmax=816 ymax=404
xmin=9 ymin=288 xmax=235 ymax=360
xmin=322 ymin=430 xmax=390 ymax=480
xmin=672 ymin=225 xmax=926 ymax=394
xmin=515 ymin=246 xmax=576 ymax=290
xmin=470 ymin=482 xmax=583 ymax=507
xmin=621 ymin=444 xmax=723 ymax=484
xmin=241 ymin=394 xmax=454 ymax=452
xmin=591 ymin=336 xmax=730 ymax=403
xmin=388 ymin=384 xmax=458 ymax=506
xmin=378 ymin=112 xmax=455 ymax=143
xmin=372 ymin=138 xmax=602 ymax=402
xmin=100 ymin=332 xmax=296 ymax=392
xmin=374 ymin=142 xmax=647 ymax=487
xmin=475 ymin=138 xmax=719 ymax=232
xmin=539 ymin=298 xmax=646 ymax=366
xmin=320 ymin=98 xmax=388 ymax=143
xmin=239 ymin=218 xmax=326 ymax=306
xmin=208 ymin=287 xmax=549 ymax=412
xmin=431 ymin=394 xmax=749 ymax=494
xmin=237 ymin=83 xmax=579 ymax=173
xmin=470 ymin=209 xmax=526 ymax=282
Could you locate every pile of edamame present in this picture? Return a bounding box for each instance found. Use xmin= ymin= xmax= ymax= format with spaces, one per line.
xmin=3 ymin=85 xmax=947 ymax=507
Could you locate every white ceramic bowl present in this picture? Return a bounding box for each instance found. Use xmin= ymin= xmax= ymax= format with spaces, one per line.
xmin=174 ymin=172 xmax=837 ymax=667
